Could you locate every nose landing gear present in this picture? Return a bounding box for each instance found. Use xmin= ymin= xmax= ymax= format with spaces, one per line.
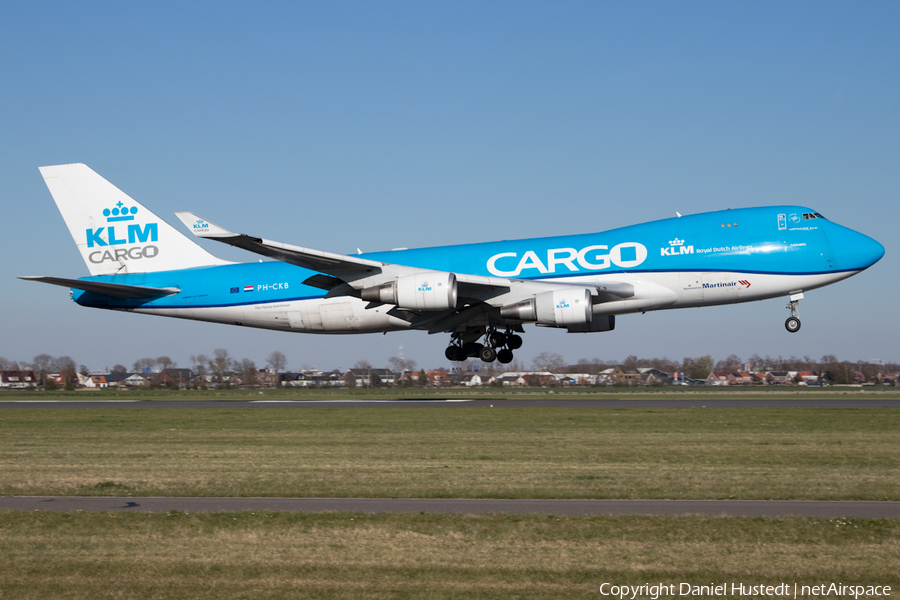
xmin=785 ymin=292 xmax=803 ymax=333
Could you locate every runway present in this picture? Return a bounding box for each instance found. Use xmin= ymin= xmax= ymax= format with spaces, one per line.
xmin=2 ymin=496 xmax=898 ymax=518
xmin=2 ymin=397 xmax=899 ymax=409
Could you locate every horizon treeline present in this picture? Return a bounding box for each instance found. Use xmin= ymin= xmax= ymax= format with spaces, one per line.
xmin=1 ymin=350 xmax=897 ymax=386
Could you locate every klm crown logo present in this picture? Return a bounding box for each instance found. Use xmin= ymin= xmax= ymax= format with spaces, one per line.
xmin=103 ymin=201 xmax=138 ymax=222
xmin=669 ymin=238 xmax=684 ymax=246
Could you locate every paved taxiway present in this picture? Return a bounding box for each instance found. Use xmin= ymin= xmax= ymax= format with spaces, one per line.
xmin=2 ymin=397 xmax=899 ymax=409
xmin=2 ymin=497 xmax=898 ymax=518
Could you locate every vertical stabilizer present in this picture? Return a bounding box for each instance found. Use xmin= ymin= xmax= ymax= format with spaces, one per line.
xmin=39 ymin=163 xmax=224 ymax=276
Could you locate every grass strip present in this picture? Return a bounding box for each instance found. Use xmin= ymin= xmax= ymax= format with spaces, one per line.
xmin=1 ymin=510 xmax=897 ymax=599
xmin=1 ymin=407 xmax=898 ymax=500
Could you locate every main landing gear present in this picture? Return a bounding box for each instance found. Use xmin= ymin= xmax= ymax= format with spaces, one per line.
xmin=785 ymin=292 xmax=803 ymax=333
xmin=445 ymin=327 xmax=523 ymax=364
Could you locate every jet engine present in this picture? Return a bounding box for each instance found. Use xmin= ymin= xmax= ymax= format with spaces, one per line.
xmin=361 ymin=271 xmax=458 ymax=311
xmin=499 ymin=288 xmax=592 ymax=325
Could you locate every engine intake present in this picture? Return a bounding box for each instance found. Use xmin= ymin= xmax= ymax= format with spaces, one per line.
xmin=361 ymin=272 xmax=458 ymax=311
xmin=500 ymin=288 xmax=592 ymax=325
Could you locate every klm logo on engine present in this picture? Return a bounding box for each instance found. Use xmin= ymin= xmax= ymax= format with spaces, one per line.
xmin=661 ymin=238 xmax=693 ymax=256
xmin=487 ymin=242 xmax=648 ymax=277
xmin=85 ymin=203 xmax=159 ymax=264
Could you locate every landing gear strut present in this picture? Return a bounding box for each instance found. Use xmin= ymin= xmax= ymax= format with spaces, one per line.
xmin=785 ymin=292 xmax=803 ymax=333
xmin=445 ymin=327 xmax=523 ymax=363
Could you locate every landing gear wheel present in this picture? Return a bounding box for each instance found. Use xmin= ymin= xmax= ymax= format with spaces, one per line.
xmin=445 ymin=346 xmax=464 ymax=361
xmin=488 ymin=331 xmax=507 ymax=347
xmin=507 ymin=334 xmax=523 ymax=350
xmin=785 ymin=317 xmax=801 ymax=333
xmin=479 ymin=347 xmax=497 ymax=362
xmin=497 ymin=349 xmax=514 ymax=364
xmin=462 ymin=342 xmax=484 ymax=358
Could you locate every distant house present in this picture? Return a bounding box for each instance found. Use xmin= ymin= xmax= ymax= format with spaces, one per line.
xmin=490 ymin=374 xmax=526 ymax=387
xmin=728 ymin=372 xmax=753 ymax=386
xmin=564 ymin=373 xmax=595 ymax=386
xmin=397 ymin=370 xmax=421 ymax=385
xmin=105 ymin=372 xmax=149 ymax=387
xmin=707 ymin=372 xmax=729 ymax=386
xmin=766 ymin=371 xmax=793 ymax=385
xmin=637 ymin=368 xmax=670 ymax=385
xmin=343 ymin=368 xmax=397 ymax=387
xmin=46 ymin=373 xmax=69 ymax=387
xmin=458 ymin=373 xmax=483 ymax=387
xmin=596 ymin=367 xmax=624 ymax=385
xmin=85 ymin=375 xmax=109 ymax=389
xmin=256 ymin=368 xmax=280 ymax=387
xmin=282 ymin=372 xmax=314 ymax=387
xmin=426 ymin=370 xmax=449 ymax=386
xmin=795 ymin=371 xmax=819 ymax=385
xmin=0 ymin=370 xmax=37 ymax=389
xmin=151 ymin=368 xmax=195 ymax=388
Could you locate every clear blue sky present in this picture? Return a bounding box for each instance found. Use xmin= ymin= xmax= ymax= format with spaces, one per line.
xmin=2 ymin=1 xmax=898 ymax=372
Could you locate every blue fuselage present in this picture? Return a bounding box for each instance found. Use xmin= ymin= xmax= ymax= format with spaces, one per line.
xmin=73 ymin=206 xmax=883 ymax=316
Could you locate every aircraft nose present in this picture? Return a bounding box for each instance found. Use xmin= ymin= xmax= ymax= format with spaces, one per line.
xmin=832 ymin=227 xmax=885 ymax=270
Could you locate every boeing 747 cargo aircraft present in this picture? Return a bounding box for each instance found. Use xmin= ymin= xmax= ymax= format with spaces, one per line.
xmin=22 ymin=164 xmax=884 ymax=363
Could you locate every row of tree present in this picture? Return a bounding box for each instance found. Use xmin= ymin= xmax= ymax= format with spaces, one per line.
xmin=2 ymin=351 xmax=896 ymax=387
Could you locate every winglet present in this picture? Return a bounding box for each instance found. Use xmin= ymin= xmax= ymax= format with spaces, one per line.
xmin=174 ymin=212 xmax=238 ymax=238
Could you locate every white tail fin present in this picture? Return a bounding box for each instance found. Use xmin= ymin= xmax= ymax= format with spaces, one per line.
xmin=39 ymin=163 xmax=224 ymax=276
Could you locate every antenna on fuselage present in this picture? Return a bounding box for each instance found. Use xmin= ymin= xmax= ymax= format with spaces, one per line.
xmin=676 ymin=212 xmax=682 ymax=217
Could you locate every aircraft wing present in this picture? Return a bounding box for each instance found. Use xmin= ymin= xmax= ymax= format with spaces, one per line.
xmin=19 ymin=276 xmax=181 ymax=299
xmin=174 ymin=213 xmax=636 ymax=325
xmin=175 ymin=213 xmax=383 ymax=276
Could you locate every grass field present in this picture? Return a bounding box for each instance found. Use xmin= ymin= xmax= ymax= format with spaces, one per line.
xmin=1 ymin=407 xmax=897 ymax=500
xmin=1 ymin=511 xmax=898 ymax=599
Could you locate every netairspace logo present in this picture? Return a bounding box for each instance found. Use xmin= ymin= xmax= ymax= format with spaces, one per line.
xmin=599 ymin=582 xmax=891 ymax=600
xmin=85 ymin=203 xmax=159 ymax=265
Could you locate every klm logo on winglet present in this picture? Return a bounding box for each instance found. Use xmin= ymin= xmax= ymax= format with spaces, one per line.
xmin=85 ymin=203 xmax=159 ymax=264
xmin=192 ymin=218 xmax=210 ymax=232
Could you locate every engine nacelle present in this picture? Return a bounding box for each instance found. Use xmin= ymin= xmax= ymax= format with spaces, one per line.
xmin=566 ymin=314 xmax=615 ymax=333
xmin=499 ymin=288 xmax=592 ymax=326
xmin=361 ymin=272 xmax=458 ymax=311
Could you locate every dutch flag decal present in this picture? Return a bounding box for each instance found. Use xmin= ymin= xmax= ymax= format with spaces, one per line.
xmin=243 ymin=285 xmax=254 ymax=292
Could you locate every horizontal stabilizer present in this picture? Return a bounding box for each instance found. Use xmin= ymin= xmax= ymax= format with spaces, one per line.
xmin=19 ymin=276 xmax=180 ymax=299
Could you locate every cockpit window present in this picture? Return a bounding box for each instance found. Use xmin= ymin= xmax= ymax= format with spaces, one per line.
xmin=802 ymin=212 xmax=827 ymax=220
